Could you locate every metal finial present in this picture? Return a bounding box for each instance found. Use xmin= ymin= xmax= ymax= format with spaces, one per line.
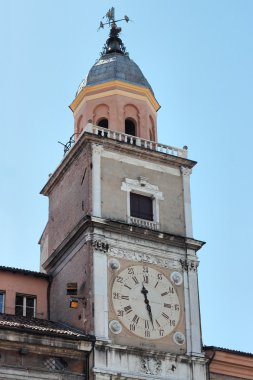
xmin=98 ymin=8 xmax=130 ymax=56
xmin=98 ymin=7 xmax=130 ymax=30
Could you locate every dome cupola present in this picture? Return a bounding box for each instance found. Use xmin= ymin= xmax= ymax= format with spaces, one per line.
xmin=70 ymin=8 xmax=160 ymax=142
xmin=76 ymin=15 xmax=153 ymax=96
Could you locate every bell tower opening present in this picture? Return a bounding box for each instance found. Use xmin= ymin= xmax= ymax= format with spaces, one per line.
xmin=125 ymin=118 xmax=136 ymax=136
xmin=98 ymin=118 xmax=108 ymax=129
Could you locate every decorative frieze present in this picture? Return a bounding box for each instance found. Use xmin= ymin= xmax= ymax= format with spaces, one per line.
xmin=139 ymin=356 xmax=162 ymax=376
xmin=109 ymin=247 xmax=180 ymax=269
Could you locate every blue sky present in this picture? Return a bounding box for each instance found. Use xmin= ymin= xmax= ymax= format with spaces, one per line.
xmin=1 ymin=1 xmax=253 ymax=353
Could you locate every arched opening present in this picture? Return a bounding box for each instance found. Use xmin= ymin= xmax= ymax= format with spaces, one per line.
xmin=98 ymin=118 xmax=108 ymax=129
xmin=125 ymin=119 xmax=136 ymax=136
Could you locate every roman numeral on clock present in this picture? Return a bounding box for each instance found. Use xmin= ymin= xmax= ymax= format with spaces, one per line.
xmin=161 ymin=288 xmax=174 ymax=296
xmin=132 ymin=276 xmax=139 ymax=284
xmin=124 ymin=305 xmax=133 ymax=314
xmin=132 ymin=314 xmax=139 ymax=324
xmin=121 ymin=295 xmax=129 ymax=300
xmin=162 ymin=312 xmax=169 ymax=320
xmin=143 ymin=275 xmax=149 ymax=284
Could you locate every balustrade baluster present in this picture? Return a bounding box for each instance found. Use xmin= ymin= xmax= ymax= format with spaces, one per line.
xmin=86 ymin=125 xmax=185 ymax=158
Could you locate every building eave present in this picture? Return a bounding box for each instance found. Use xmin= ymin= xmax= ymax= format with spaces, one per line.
xmin=41 ymin=132 xmax=196 ymax=197
xmin=43 ymin=215 xmax=205 ymax=273
xmin=69 ymin=80 xmax=160 ymax=113
xmin=0 ymin=266 xmax=49 ymax=279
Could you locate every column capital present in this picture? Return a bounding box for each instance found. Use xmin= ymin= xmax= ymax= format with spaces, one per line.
xmin=180 ymin=259 xmax=199 ymax=272
xmin=92 ymin=143 xmax=103 ymax=155
xmin=92 ymin=239 xmax=109 ymax=253
xmin=180 ymin=166 xmax=192 ymax=176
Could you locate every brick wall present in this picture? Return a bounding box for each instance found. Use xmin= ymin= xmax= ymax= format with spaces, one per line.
xmin=47 ymin=143 xmax=92 ymax=256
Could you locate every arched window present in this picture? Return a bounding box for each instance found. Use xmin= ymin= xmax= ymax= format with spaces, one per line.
xmin=98 ymin=118 xmax=108 ymax=129
xmin=125 ymin=119 xmax=136 ymax=136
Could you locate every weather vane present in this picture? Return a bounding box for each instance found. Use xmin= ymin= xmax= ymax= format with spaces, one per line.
xmin=98 ymin=7 xmax=130 ymax=30
xmin=98 ymin=8 xmax=130 ymax=56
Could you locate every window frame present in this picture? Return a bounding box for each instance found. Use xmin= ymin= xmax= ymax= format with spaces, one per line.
xmin=130 ymin=192 xmax=154 ymax=221
xmin=121 ymin=177 xmax=164 ymax=229
xmin=0 ymin=291 xmax=5 ymax=313
xmin=15 ymin=293 xmax=37 ymax=318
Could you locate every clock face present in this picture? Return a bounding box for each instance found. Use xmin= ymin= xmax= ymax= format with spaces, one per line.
xmin=111 ymin=265 xmax=181 ymax=340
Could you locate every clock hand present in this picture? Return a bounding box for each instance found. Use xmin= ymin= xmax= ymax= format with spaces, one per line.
xmin=141 ymin=284 xmax=154 ymax=328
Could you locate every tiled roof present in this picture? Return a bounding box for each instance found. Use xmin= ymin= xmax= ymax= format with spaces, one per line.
xmin=204 ymin=345 xmax=253 ymax=357
xmin=0 ymin=314 xmax=95 ymax=341
xmin=0 ymin=265 xmax=49 ymax=279
xmin=76 ymin=53 xmax=154 ymax=96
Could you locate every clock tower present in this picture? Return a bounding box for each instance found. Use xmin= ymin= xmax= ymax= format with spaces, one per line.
xmin=40 ymin=10 xmax=207 ymax=380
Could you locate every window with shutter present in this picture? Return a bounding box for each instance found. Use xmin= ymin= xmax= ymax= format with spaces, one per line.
xmin=130 ymin=193 xmax=153 ymax=221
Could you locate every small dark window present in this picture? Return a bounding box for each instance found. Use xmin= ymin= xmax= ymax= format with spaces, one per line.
xmin=130 ymin=193 xmax=153 ymax=221
xmin=125 ymin=119 xmax=136 ymax=136
xmin=66 ymin=283 xmax=78 ymax=296
xmin=15 ymin=294 xmax=36 ymax=317
xmin=0 ymin=292 xmax=4 ymax=313
xmin=98 ymin=118 xmax=108 ymax=129
xmin=44 ymin=357 xmax=68 ymax=371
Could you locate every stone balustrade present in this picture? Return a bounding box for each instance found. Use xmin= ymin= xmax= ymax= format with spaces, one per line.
xmin=84 ymin=123 xmax=188 ymax=158
xmin=129 ymin=216 xmax=159 ymax=230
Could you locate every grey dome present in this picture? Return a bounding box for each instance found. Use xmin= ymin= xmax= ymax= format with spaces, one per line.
xmin=76 ymin=53 xmax=154 ymax=96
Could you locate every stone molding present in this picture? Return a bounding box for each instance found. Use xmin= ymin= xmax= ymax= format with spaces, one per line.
xmin=180 ymin=166 xmax=192 ymax=176
xmin=108 ymin=247 xmax=181 ymax=269
xmin=92 ymin=143 xmax=104 ymax=155
xmin=92 ymin=240 xmax=109 ymax=253
xmin=121 ymin=177 xmax=164 ymax=199
xmin=180 ymin=259 xmax=199 ymax=272
xmin=139 ymin=356 xmax=162 ymax=376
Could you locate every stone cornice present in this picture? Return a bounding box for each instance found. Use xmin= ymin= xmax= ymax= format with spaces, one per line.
xmin=96 ymin=339 xmax=207 ymax=361
xmin=41 ymin=132 xmax=196 ymax=196
xmin=92 ymin=218 xmax=205 ymax=252
xmin=69 ymin=80 xmax=160 ymax=113
xmin=0 ymin=328 xmax=94 ymax=352
xmin=42 ymin=216 xmax=92 ymax=272
xmin=43 ymin=216 xmax=205 ymax=272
